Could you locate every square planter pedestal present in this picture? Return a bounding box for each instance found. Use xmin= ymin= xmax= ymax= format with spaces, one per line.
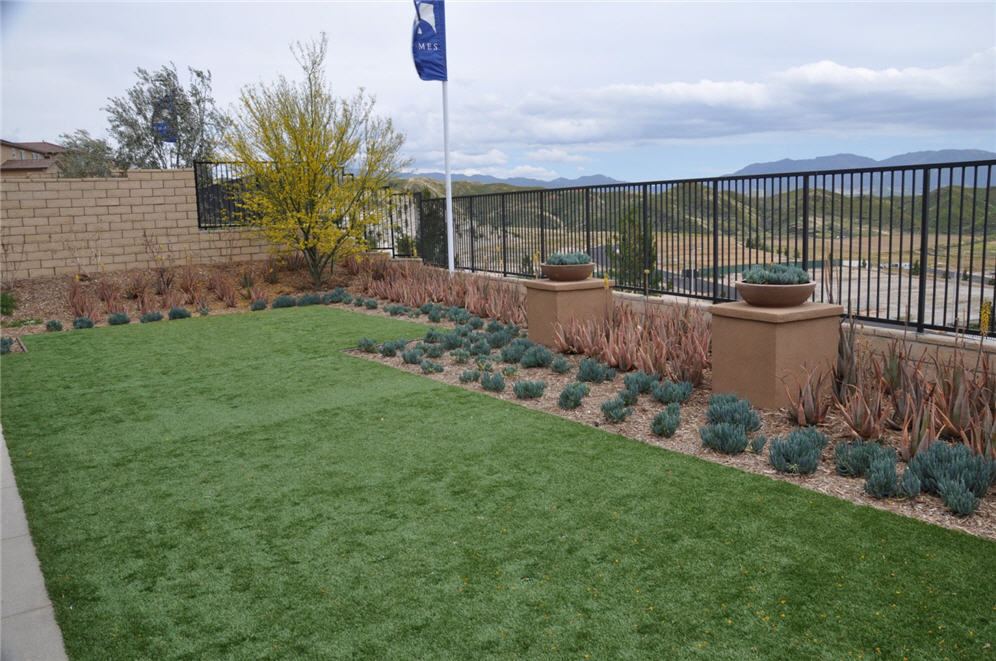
xmin=523 ymin=278 xmax=614 ymax=347
xmin=711 ymin=301 xmax=843 ymax=410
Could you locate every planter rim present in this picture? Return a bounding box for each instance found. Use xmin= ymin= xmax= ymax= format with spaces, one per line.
xmin=734 ymin=280 xmax=817 ymax=307
xmin=540 ymin=262 xmax=595 ymax=282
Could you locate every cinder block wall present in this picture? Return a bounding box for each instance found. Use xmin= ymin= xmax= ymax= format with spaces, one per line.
xmin=1 ymin=169 xmax=270 ymax=281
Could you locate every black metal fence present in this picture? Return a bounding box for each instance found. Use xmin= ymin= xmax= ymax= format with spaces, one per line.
xmin=418 ymin=160 xmax=995 ymax=335
xmin=193 ymin=161 xmax=420 ymax=255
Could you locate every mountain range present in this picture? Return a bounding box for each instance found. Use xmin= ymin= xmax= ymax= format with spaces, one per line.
xmin=400 ymin=150 xmax=994 ymax=191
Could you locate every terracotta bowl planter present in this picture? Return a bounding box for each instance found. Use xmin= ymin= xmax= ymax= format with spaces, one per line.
xmin=735 ymin=281 xmax=817 ymax=307
xmin=540 ymin=263 xmax=595 ymax=281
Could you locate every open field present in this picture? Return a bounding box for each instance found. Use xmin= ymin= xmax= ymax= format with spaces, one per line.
xmin=2 ymin=307 xmax=994 ymax=659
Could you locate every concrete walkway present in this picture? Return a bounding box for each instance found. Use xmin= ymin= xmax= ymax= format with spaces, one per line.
xmin=2 ymin=429 xmax=68 ymax=660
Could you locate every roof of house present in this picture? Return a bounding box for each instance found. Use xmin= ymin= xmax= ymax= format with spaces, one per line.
xmin=1 ymin=140 xmax=65 ymax=155
xmin=0 ymin=158 xmax=57 ymax=171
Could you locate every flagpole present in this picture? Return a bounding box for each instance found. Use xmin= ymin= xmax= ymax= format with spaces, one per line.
xmin=442 ymin=80 xmax=454 ymax=273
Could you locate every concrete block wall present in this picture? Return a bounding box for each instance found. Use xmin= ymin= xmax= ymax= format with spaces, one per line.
xmin=0 ymin=169 xmax=271 ymax=281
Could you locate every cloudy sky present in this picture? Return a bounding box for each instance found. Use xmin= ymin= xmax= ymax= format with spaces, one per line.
xmin=2 ymin=0 xmax=994 ymax=182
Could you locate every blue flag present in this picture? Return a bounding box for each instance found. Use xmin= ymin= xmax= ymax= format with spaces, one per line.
xmin=412 ymin=0 xmax=447 ymax=81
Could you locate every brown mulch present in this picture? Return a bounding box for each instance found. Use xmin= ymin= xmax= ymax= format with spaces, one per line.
xmin=3 ymin=266 xmax=994 ymax=541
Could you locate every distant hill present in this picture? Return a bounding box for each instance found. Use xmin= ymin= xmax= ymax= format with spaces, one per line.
xmin=394 ymin=171 xmax=622 ymax=190
xmin=733 ymin=149 xmax=995 ymax=176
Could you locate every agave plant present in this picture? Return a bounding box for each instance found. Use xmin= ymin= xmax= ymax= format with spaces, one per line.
xmin=836 ymin=374 xmax=891 ymax=440
xmin=784 ymin=365 xmax=832 ymax=426
xmin=897 ymin=393 xmax=939 ymax=462
xmin=833 ymin=317 xmax=860 ymax=403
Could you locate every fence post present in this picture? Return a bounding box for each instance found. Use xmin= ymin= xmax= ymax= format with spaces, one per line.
xmin=584 ymin=188 xmax=592 ymax=258
xmin=469 ymin=196 xmax=476 ymax=272
xmin=712 ymin=180 xmax=719 ymax=302
xmin=414 ymin=192 xmax=423 ymax=259
xmin=642 ymin=184 xmax=650 ymax=295
xmin=388 ymin=194 xmax=396 ymax=258
xmin=501 ymin=193 xmax=508 ymax=277
xmin=539 ymin=192 xmax=546 ymax=266
xmin=801 ymin=176 xmax=809 ymax=271
xmin=917 ymin=167 xmax=930 ymax=333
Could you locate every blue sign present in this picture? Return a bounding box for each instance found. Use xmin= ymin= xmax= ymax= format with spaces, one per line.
xmin=412 ymin=0 xmax=447 ymax=82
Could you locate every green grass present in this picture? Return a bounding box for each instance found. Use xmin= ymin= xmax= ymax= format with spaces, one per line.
xmin=2 ymin=306 xmax=993 ymax=660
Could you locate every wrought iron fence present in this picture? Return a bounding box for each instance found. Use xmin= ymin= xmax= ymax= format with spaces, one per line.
xmin=418 ymin=160 xmax=996 ymax=335
xmin=193 ymin=161 xmax=420 ymax=255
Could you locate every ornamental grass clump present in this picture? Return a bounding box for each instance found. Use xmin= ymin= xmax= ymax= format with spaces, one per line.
xmin=700 ymin=423 xmax=750 ymax=454
xmin=352 ymin=296 xmax=366 ymax=307
xmin=441 ymin=333 xmax=464 ymax=351
xmin=364 ymin=298 xmax=378 ymax=310
xmin=356 ymin=337 xmax=379 ymax=353
xmin=378 ymin=339 xmax=406 ymax=357
xmin=325 ymin=287 xmax=350 ymax=304
xmin=652 ymin=380 xmax=693 ymax=405
xmin=513 ymin=380 xmax=547 ymax=399
xmin=468 ymin=316 xmax=484 ymax=330
xmin=424 ymin=343 xmax=446 ymax=359
xmin=907 ymin=442 xmax=996 ymax=505
xmin=624 ymin=370 xmax=657 ymax=395
xmin=250 ymin=299 xmax=267 ymax=311
xmin=601 ymin=396 xmax=633 ymax=422
xmin=741 ymin=263 xmax=811 ymax=284
xmin=558 ymin=382 xmax=590 ymax=410
xmin=402 ymin=347 xmax=425 ymax=365
xmin=272 ymin=295 xmax=296 ymax=309
xmin=769 ymin=427 xmax=829 ymax=474
xmin=420 ymin=359 xmax=443 ymax=374
xmin=651 ymin=404 xmax=680 ymax=437
xmin=45 ymin=320 xmax=63 ymax=332
xmin=546 ymin=251 xmax=591 ymax=265
xmin=73 ymin=317 xmax=95 ymax=329
xmin=937 ymin=477 xmax=981 ymax=517
xmin=140 ymin=312 xmax=163 ymax=324
xmin=481 ymin=372 xmax=505 ymax=392
xmin=616 ymin=389 xmax=637 ymax=406
xmin=577 ymin=358 xmax=616 ymax=384
xmin=459 ymin=370 xmax=480 ymax=383
xmin=469 ymin=339 xmax=491 ymax=357
xmin=834 ymin=440 xmax=896 ymax=478
xmin=450 ymin=349 xmax=470 ymax=364
xmin=864 ymin=454 xmax=900 ymax=499
xmin=520 ymin=345 xmax=554 ymax=369
xmin=0 ymin=338 xmax=12 ymax=355
xmin=501 ymin=343 xmax=527 ymax=364
xmin=550 ymin=355 xmax=572 ymax=374
xmin=108 ymin=312 xmax=131 ymax=326
xmin=749 ymin=434 xmax=769 ymax=454
xmin=706 ymin=394 xmax=761 ymax=432
xmin=169 ymin=307 xmax=191 ymax=320
xmin=297 ymin=293 xmax=322 ymax=306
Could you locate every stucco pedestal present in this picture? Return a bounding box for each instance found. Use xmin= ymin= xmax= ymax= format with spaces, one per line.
xmin=711 ymin=301 xmax=843 ymax=410
xmin=523 ymin=278 xmax=614 ymax=347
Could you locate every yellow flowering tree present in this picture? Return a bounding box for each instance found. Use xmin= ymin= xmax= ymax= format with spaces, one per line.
xmin=222 ymin=34 xmax=409 ymax=287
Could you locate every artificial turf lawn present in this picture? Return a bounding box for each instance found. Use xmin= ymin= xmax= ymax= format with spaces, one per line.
xmin=2 ymin=306 xmax=993 ymax=660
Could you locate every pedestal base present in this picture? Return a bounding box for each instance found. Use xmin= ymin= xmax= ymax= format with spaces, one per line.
xmin=523 ymin=278 xmax=613 ymax=347
xmin=711 ymin=301 xmax=843 ymax=410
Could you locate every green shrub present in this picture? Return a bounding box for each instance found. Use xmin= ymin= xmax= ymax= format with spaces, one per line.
xmin=700 ymin=423 xmax=749 ymax=454
xmin=325 ymin=287 xmax=350 ymax=304
xmin=386 ymin=303 xmax=409 ymax=316
xmin=450 ymin=349 xmax=470 ymax=364
xmin=469 ymin=339 xmax=491 ymax=356
xmin=468 ymin=316 xmax=484 ymax=330
xmin=45 ymin=320 xmax=63 ymax=332
xmin=424 ymin=343 xmax=446 ymax=359
xmin=937 ymin=477 xmax=981 ymax=516
xmin=500 ymin=343 xmax=527 ymax=364
xmin=441 ymin=333 xmax=464 ymax=350
xmin=139 ymin=312 xmax=162 ymax=324
xmin=618 ymin=388 xmax=639 ymax=406
xmin=73 ymin=317 xmax=95 ymax=329
xmin=454 ymin=323 xmax=472 ymax=337
xmin=0 ymin=291 xmax=15 ymax=316
xmin=198 ymin=306 xmax=210 ymax=316
xmin=272 ymin=295 xmax=296 ymax=309
xmin=487 ymin=330 xmax=513 ymax=350
xmin=446 ymin=306 xmax=471 ymax=323
xmin=741 ymin=263 xmax=811 ymax=285
xmin=169 ymin=307 xmax=191 ymax=320
xmin=352 ymin=296 xmax=366 ymax=307
xmin=898 ymin=469 xmax=922 ymax=499
xmin=427 ymin=307 xmax=443 ymax=322
xmin=769 ymin=428 xmax=828 ymax=474
xmin=486 ymin=319 xmax=505 ymax=333
xmin=546 ymin=251 xmax=591 ymax=265
xmin=558 ymin=382 xmax=590 ymax=409
xmin=550 ymin=355 xmax=572 ymax=374
xmin=250 ymin=299 xmax=267 ymax=311
xmin=420 ymin=359 xmax=444 ymax=374
xmin=749 ymin=434 xmax=768 ymax=454
xmin=519 ymin=345 xmax=553 ymax=368
xmin=420 ymin=302 xmax=438 ymax=315
xmin=364 ymin=298 xmax=378 ymax=310
xmin=864 ymin=455 xmax=899 ymax=499
xmin=513 ymin=380 xmax=547 ymax=399
xmin=475 ymin=357 xmax=495 ymax=373
xmin=423 ymin=327 xmax=444 ymax=344
xmin=624 ymin=371 xmax=657 ymax=394
xmin=907 ymin=442 xmax=996 ymax=500
xmin=501 ymin=366 xmax=518 ymax=378
xmin=379 ymin=339 xmax=406 ymax=357
xmin=402 ymin=347 xmax=425 ymax=364
xmin=0 ymin=337 xmax=12 ymax=355
xmin=356 ymin=337 xmax=378 ymax=353
xmin=651 ymin=404 xmax=680 ymax=437
xmin=297 ymin=293 xmax=322 ymax=306
xmin=481 ymin=372 xmax=506 ymax=392
xmin=652 ymin=380 xmax=693 ymax=405
xmin=706 ymin=394 xmax=761 ymax=432
xmin=577 ymin=358 xmax=616 ymax=384
xmin=108 ymin=312 xmax=131 ymax=325
xmin=459 ymin=370 xmax=481 ymax=383
xmin=601 ymin=397 xmax=633 ymax=422
xmin=834 ymin=440 xmax=895 ymax=478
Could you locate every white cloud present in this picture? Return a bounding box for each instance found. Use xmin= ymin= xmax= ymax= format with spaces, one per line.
xmin=526 ymin=147 xmax=593 ymax=163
